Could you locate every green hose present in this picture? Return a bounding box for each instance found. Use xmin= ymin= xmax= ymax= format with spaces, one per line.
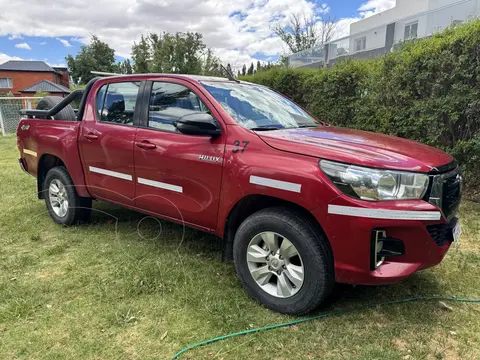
xmin=172 ymin=296 xmax=480 ymax=359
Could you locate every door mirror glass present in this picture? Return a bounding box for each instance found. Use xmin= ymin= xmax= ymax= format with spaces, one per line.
xmin=174 ymin=113 xmax=222 ymax=137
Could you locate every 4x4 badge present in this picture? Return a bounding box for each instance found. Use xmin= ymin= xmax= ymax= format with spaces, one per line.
xmin=21 ymin=124 xmax=30 ymax=131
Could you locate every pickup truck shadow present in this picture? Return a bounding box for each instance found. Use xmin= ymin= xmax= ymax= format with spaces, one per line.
xmin=90 ymin=202 xmax=445 ymax=327
xmin=90 ymin=201 xmax=224 ymax=254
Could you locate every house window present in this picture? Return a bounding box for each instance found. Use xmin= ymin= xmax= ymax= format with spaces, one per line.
xmin=354 ymin=37 xmax=366 ymax=52
xmin=404 ymin=21 xmax=418 ymax=40
xmin=0 ymin=78 xmax=13 ymax=88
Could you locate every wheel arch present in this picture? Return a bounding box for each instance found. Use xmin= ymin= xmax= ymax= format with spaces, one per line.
xmin=37 ymin=153 xmax=65 ymax=199
xmin=222 ymin=194 xmax=331 ymax=261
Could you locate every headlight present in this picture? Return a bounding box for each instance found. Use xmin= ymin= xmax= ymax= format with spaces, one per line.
xmin=320 ymin=160 xmax=429 ymax=201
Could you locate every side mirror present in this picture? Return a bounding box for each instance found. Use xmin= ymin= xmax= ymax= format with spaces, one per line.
xmin=174 ymin=113 xmax=222 ymax=137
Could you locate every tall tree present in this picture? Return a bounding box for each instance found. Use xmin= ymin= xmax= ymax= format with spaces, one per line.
xmin=237 ymin=70 xmax=241 ymax=77
xmin=271 ymin=12 xmax=336 ymax=54
xmin=115 ymin=59 xmax=133 ymax=74
xmin=131 ymin=35 xmax=151 ymax=73
xmin=242 ymin=64 xmax=247 ymax=76
xmin=226 ymin=63 xmax=233 ymax=76
xmin=256 ymin=60 xmax=262 ymax=72
xmin=147 ymin=31 xmax=206 ymax=74
xmin=247 ymin=62 xmax=254 ymax=75
xmin=66 ymin=35 xmax=116 ymax=84
xmin=201 ymin=48 xmax=223 ymax=76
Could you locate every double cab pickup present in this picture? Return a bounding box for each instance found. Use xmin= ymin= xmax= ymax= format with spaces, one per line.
xmin=17 ymin=74 xmax=462 ymax=315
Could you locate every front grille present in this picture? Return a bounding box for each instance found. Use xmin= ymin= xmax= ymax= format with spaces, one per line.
xmin=427 ymin=218 xmax=457 ymax=246
xmin=427 ymin=164 xmax=462 ymax=220
xmin=442 ymin=175 xmax=462 ymax=219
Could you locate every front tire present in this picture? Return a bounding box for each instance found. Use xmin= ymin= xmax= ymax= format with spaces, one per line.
xmin=44 ymin=167 xmax=92 ymax=225
xmin=233 ymin=207 xmax=334 ymax=315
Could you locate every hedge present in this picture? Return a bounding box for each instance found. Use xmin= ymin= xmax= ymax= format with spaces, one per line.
xmin=242 ymin=21 xmax=480 ymax=197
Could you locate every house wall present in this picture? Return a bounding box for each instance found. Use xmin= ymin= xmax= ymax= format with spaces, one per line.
xmin=349 ymin=24 xmax=388 ymax=54
xmin=0 ymin=71 xmax=57 ymax=96
xmin=0 ymin=70 xmax=69 ymax=96
xmin=57 ymin=71 xmax=70 ymax=89
xmin=350 ymin=0 xmax=430 ymax=35
xmin=426 ymin=0 xmax=479 ymax=34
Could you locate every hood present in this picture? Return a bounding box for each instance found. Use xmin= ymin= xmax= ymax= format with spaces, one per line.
xmin=257 ymin=126 xmax=453 ymax=173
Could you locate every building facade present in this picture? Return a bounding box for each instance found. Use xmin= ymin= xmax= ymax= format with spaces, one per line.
xmin=0 ymin=61 xmax=70 ymax=97
xmin=289 ymin=0 xmax=480 ymax=68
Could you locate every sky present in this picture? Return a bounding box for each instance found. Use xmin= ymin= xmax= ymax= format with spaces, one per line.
xmin=0 ymin=0 xmax=396 ymax=70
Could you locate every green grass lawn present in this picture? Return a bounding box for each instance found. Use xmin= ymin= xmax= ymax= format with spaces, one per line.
xmin=1 ymin=135 xmax=479 ymax=360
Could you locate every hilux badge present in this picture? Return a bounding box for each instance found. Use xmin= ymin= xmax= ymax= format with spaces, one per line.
xmin=199 ymin=155 xmax=221 ymax=163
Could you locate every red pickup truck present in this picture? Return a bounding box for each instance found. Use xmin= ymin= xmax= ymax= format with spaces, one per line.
xmin=17 ymin=74 xmax=462 ymax=315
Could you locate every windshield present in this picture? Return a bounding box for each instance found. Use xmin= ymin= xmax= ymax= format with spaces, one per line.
xmin=201 ymin=81 xmax=320 ymax=130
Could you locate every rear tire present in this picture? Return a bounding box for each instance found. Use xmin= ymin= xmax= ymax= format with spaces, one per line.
xmin=37 ymin=96 xmax=77 ymax=121
xmin=233 ymin=207 xmax=334 ymax=315
xmin=44 ymin=167 xmax=92 ymax=225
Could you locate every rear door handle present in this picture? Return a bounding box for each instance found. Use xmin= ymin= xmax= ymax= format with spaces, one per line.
xmin=136 ymin=141 xmax=156 ymax=150
xmin=84 ymin=133 xmax=98 ymax=141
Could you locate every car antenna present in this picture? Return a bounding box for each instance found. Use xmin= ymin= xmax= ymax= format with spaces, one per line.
xmin=220 ymin=65 xmax=240 ymax=83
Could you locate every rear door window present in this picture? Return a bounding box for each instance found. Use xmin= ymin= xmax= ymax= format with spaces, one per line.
xmin=97 ymin=82 xmax=141 ymax=126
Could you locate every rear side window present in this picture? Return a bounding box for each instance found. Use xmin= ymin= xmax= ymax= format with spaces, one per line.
xmin=96 ymin=82 xmax=141 ymax=126
xmin=148 ymin=82 xmax=209 ymax=132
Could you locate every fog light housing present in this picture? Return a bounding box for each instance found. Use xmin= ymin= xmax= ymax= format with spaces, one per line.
xmin=371 ymin=230 xmax=386 ymax=269
xmin=371 ymin=230 xmax=406 ymax=270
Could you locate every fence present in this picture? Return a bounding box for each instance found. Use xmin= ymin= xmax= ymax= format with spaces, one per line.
xmin=0 ymin=97 xmax=41 ymax=136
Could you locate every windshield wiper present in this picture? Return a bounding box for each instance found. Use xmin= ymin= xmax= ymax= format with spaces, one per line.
xmin=249 ymin=127 xmax=282 ymax=131
xmin=298 ymin=124 xmax=320 ymax=128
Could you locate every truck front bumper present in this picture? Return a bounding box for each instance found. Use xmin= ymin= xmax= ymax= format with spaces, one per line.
xmin=311 ymin=197 xmax=456 ymax=285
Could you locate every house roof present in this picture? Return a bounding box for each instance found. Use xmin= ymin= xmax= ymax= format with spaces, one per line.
xmin=0 ymin=60 xmax=56 ymax=72
xmin=20 ymin=80 xmax=71 ymax=94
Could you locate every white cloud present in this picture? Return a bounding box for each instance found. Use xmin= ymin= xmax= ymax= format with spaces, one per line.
xmin=0 ymin=0 xmax=397 ymax=63
xmin=56 ymin=38 xmax=72 ymax=47
xmin=48 ymin=62 xmax=68 ymax=68
xmin=8 ymin=34 xmax=23 ymax=40
xmin=15 ymin=42 xmax=31 ymax=50
xmin=0 ymin=0 xmax=321 ymax=64
xmin=40 ymin=41 xmax=47 ymax=45
xmin=358 ymin=0 xmax=396 ymax=18
xmin=0 ymin=53 xmax=23 ymax=64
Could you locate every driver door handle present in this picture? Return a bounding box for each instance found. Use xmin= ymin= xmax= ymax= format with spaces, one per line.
xmin=136 ymin=141 xmax=156 ymax=150
xmin=84 ymin=133 xmax=98 ymax=141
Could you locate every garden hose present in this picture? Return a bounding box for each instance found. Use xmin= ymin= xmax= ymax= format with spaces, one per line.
xmin=172 ymin=296 xmax=480 ymax=359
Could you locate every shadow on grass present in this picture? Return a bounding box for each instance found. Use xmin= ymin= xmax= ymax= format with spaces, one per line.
xmin=89 ymin=201 xmax=446 ymax=328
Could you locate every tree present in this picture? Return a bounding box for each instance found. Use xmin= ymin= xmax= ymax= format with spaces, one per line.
xmin=132 ymin=31 xmax=217 ymax=75
xmin=147 ymin=31 xmax=205 ymax=74
xmin=66 ymin=35 xmax=116 ymax=84
xmin=201 ymin=48 xmax=223 ymax=76
xmin=131 ymin=35 xmax=151 ymax=73
xmin=226 ymin=63 xmax=233 ymax=76
xmin=242 ymin=64 xmax=247 ymax=76
xmin=256 ymin=60 xmax=262 ymax=72
xmin=271 ymin=12 xmax=336 ymax=54
xmin=237 ymin=70 xmax=241 ymax=77
xmin=116 ymin=59 xmax=133 ymax=74
xmin=247 ymin=62 xmax=254 ymax=75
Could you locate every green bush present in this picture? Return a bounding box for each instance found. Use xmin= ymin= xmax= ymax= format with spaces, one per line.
xmin=242 ymin=21 xmax=480 ymax=196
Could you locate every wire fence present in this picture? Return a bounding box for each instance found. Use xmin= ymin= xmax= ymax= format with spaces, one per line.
xmin=0 ymin=97 xmax=42 ymax=136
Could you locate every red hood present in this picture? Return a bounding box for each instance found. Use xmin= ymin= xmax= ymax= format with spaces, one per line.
xmin=257 ymin=126 xmax=453 ymax=172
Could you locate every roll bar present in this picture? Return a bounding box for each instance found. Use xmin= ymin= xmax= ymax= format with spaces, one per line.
xmin=19 ymin=77 xmax=100 ymax=120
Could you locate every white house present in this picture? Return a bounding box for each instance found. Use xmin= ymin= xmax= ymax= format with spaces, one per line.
xmin=289 ymin=0 xmax=480 ymax=67
xmin=346 ymin=0 xmax=480 ymax=58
